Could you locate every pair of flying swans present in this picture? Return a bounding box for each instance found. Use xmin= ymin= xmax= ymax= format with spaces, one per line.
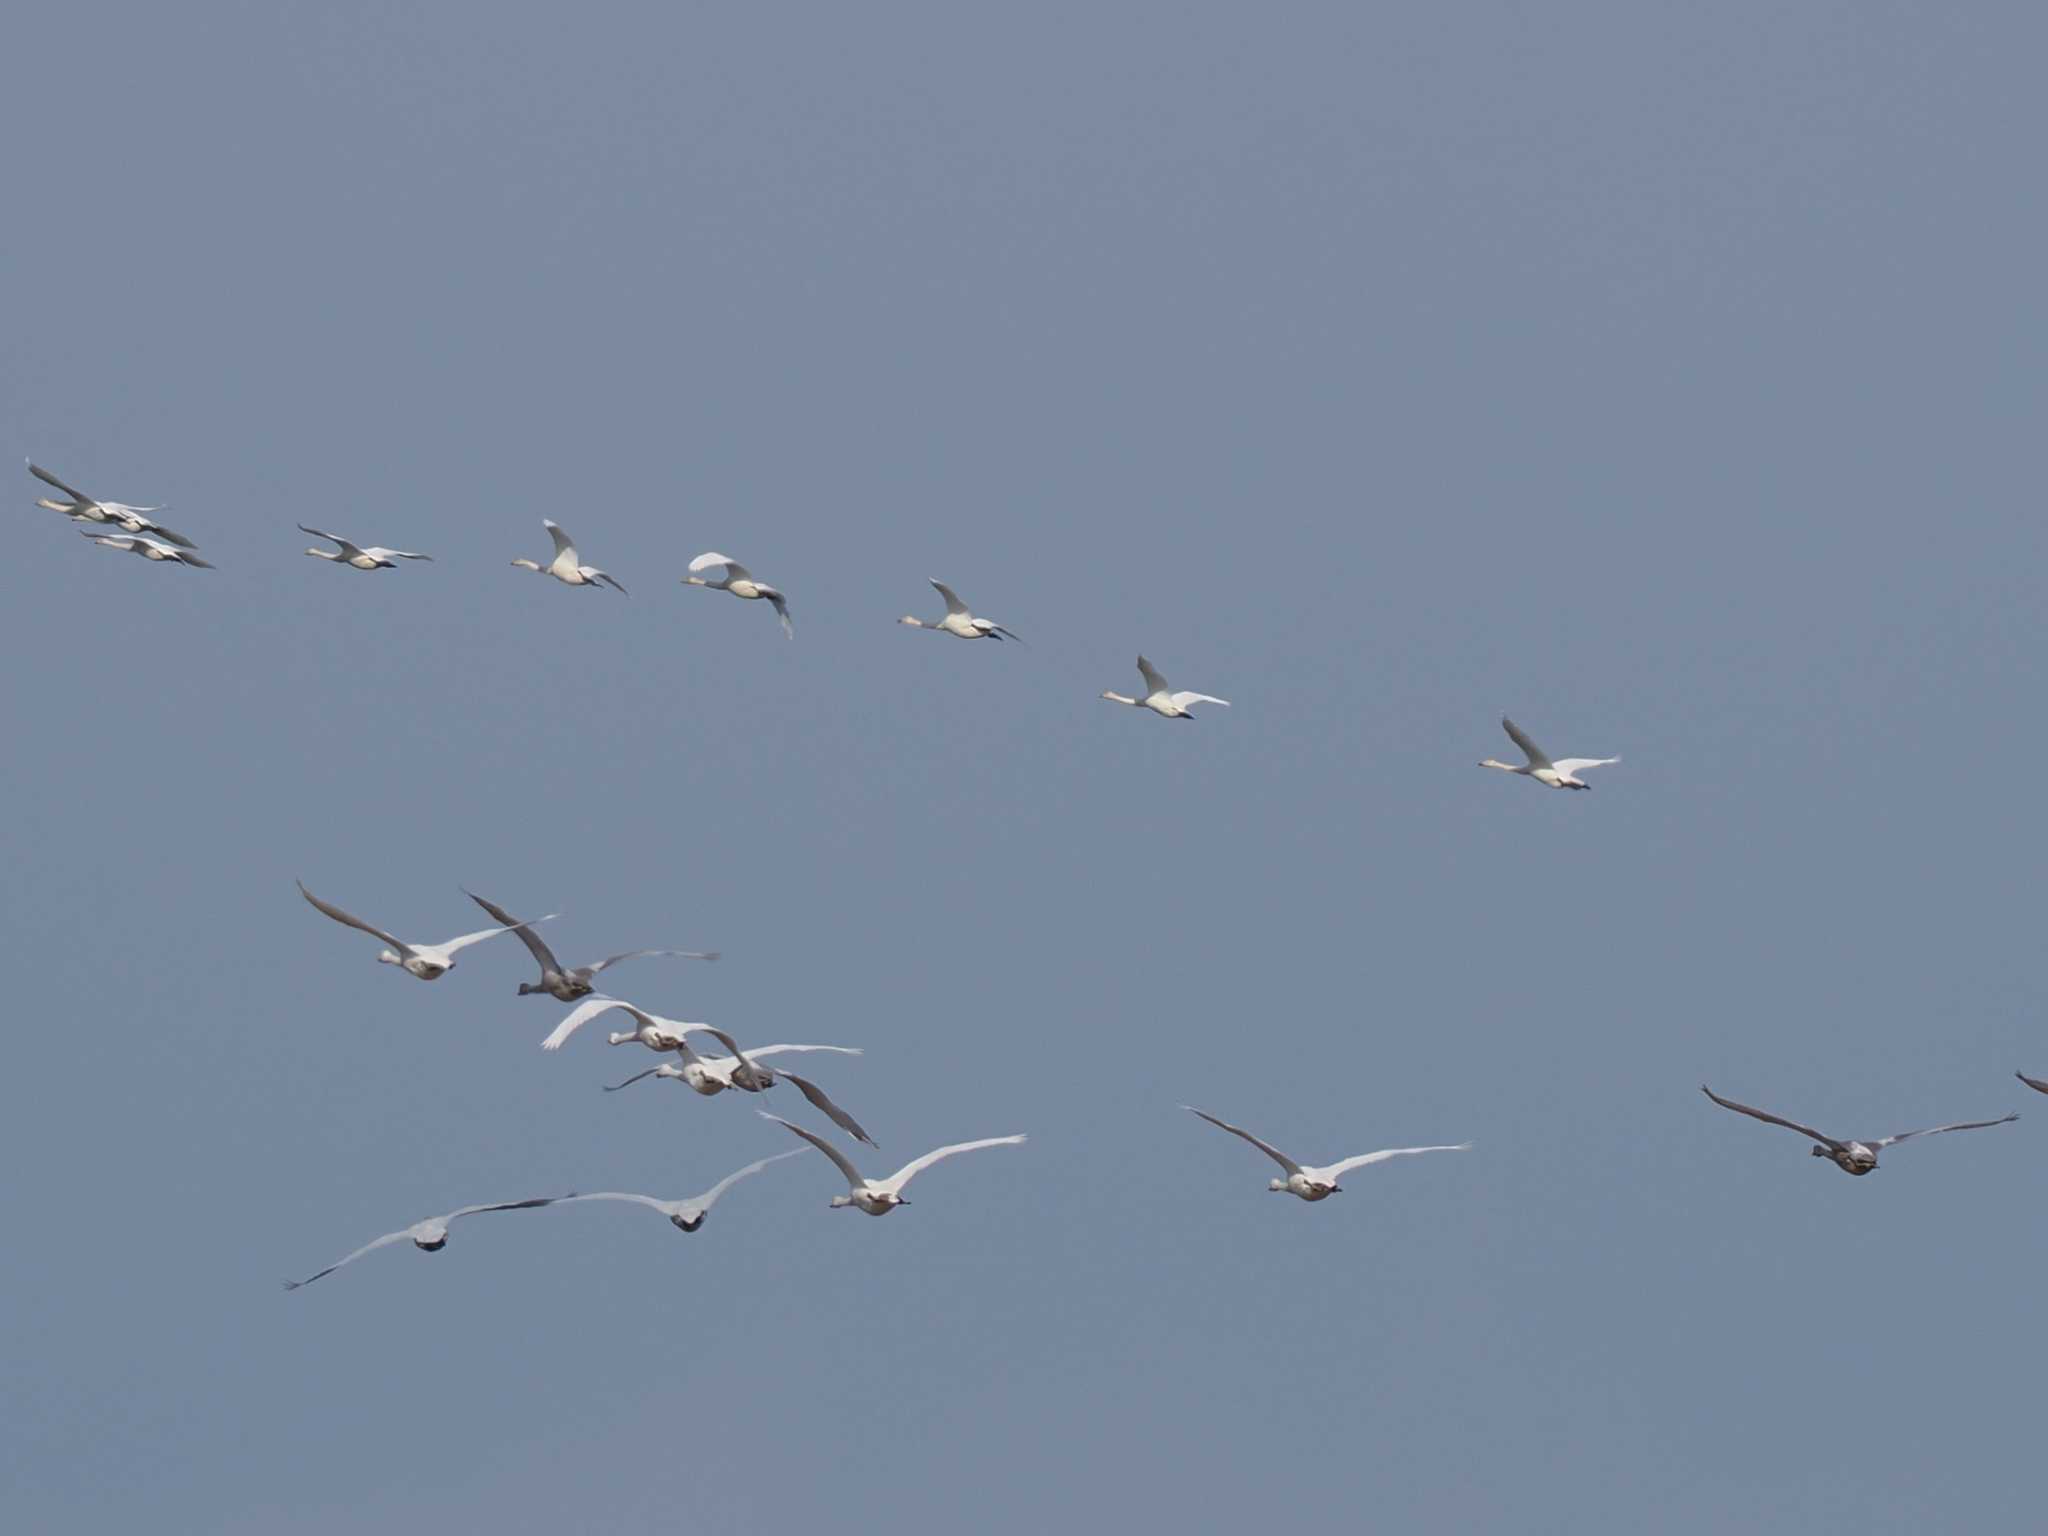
xmin=547 ymin=998 xmax=875 ymax=1145
xmin=1479 ymin=717 xmax=1617 ymax=790
xmin=300 ymin=524 xmax=432 ymax=570
xmin=297 ymin=881 xmax=553 ymax=981
xmin=762 ymin=1112 xmax=1024 ymax=1216
xmin=512 ymin=520 xmax=626 ymax=592
xmin=684 ymin=552 xmax=791 ymax=636
xmin=1183 ymin=1107 xmax=1470 ymax=1201
xmin=31 ymin=460 xmax=198 ymax=549
xmin=283 ymin=1194 xmax=569 ymax=1289
xmin=1700 ymin=1084 xmax=2018 ymax=1175
xmin=464 ymin=889 xmax=717 ymax=1001
xmin=1101 ymin=656 xmax=1229 ymax=719
xmin=900 ymin=580 xmax=1023 ymax=642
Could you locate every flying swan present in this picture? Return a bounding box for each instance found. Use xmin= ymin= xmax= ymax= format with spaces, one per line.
xmin=1100 ymin=655 xmax=1229 ymax=719
xmin=1700 ymin=1084 xmax=2017 ymax=1175
xmin=1479 ymin=716 xmax=1617 ymax=790
xmin=683 ymin=553 xmax=791 ymax=637
xmin=464 ymin=889 xmax=717 ymax=1001
xmin=1183 ymin=1106 xmax=1470 ymax=1201
xmin=297 ymin=880 xmax=553 ymax=980
xmin=511 ymin=519 xmax=626 ymax=592
xmin=300 ymin=524 xmax=433 ymax=570
xmin=899 ymin=580 xmax=1023 ymax=642
xmin=30 ymin=459 xmax=197 ymax=548
xmin=762 ymin=1112 xmax=1023 ymax=1215
xmin=283 ymin=1195 xmax=568 ymax=1289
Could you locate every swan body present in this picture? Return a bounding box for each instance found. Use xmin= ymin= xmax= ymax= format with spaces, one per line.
xmin=762 ymin=1112 xmax=1022 ymax=1215
xmin=1701 ymin=1084 xmax=2018 ymax=1175
xmin=511 ymin=519 xmax=626 ymax=592
xmin=1479 ymin=716 xmax=1617 ymax=790
xmin=464 ymin=890 xmax=717 ymax=1001
xmin=604 ymin=1028 xmax=874 ymax=1144
xmin=78 ymin=530 xmax=213 ymax=568
xmin=1183 ymin=1106 xmax=1469 ymax=1200
xmin=283 ymin=1195 xmax=567 ymax=1289
xmin=299 ymin=523 xmax=432 ymax=570
xmin=1101 ymin=655 xmax=1228 ymax=719
xmin=684 ymin=552 xmax=791 ymax=637
xmin=551 ymin=1151 xmax=804 ymax=1234
xmin=297 ymin=880 xmax=553 ymax=980
xmin=31 ymin=460 xmax=197 ymax=548
xmin=899 ymin=579 xmax=1022 ymax=641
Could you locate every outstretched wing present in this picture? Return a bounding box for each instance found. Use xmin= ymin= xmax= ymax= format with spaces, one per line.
xmin=1872 ymin=1112 xmax=2018 ymax=1151
xmin=2018 ymin=1071 xmax=2048 ymax=1096
xmin=690 ymin=1149 xmax=806 ymax=1211
xmin=1550 ymin=757 xmax=1618 ymax=776
xmin=368 ymin=547 xmax=433 ymax=562
xmin=436 ymin=912 xmax=556 ymax=957
xmin=601 ymin=1065 xmax=669 ymax=1092
xmin=1500 ymin=717 xmax=1551 ymax=769
xmin=688 ymin=551 xmax=739 ymax=575
xmin=297 ymin=880 xmax=408 ymax=953
xmin=585 ymin=947 xmax=720 ymax=975
xmin=28 ymin=460 xmax=90 ymax=503
xmin=1136 ymin=656 xmax=1170 ymax=695
xmin=777 ymin=1069 xmax=877 ymax=1147
xmin=1700 ymin=1085 xmax=1843 ymax=1152
xmin=283 ymin=1226 xmax=413 ymax=1289
xmin=464 ymin=889 xmax=562 ymax=974
xmin=1169 ymin=691 xmax=1230 ymax=710
xmin=760 ymin=1111 xmax=867 ymax=1190
xmin=1182 ymin=1105 xmax=1301 ymax=1174
xmin=880 ymin=1134 xmax=1026 ymax=1196
xmin=297 ymin=524 xmax=362 ymax=558
xmin=544 ymin=520 xmax=577 ymax=559
xmin=930 ymin=579 xmax=968 ymax=615
xmin=594 ymin=570 xmax=629 ymax=595
xmin=1320 ymin=1143 xmax=1472 ymax=1179
xmin=542 ymin=995 xmax=642 ymax=1051
xmin=765 ymin=589 xmax=793 ymax=638
xmin=445 ymin=1195 xmax=574 ymax=1222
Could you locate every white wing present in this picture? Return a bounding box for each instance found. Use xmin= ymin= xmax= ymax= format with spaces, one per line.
xmin=765 ymin=589 xmax=793 ymax=638
xmin=553 ymin=1191 xmax=673 ymax=1216
xmin=1136 ymin=656 xmax=1170 ymax=694
xmin=283 ymin=1226 xmax=414 ymax=1289
xmin=688 ymin=1149 xmax=806 ymax=1211
xmin=776 ymin=1069 xmax=876 ymax=1147
xmin=433 ymin=912 xmax=556 ymax=957
xmin=542 ymin=995 xmax=643 ymax=1051
xmin=930 ymin=579 xmax=968 ymax=615
xmin=1169 ymin=691 xmax=1229 ymax=710
xmin=1318 ymin=1143 xmax=1472 ymax=1179
xmin=297 ymin=881 xmax=409 ymax=954
xmin=689 ymin=551 xmax=743 ymax=576
xmin=544 ymin=520 xmax=578 ymax=560
xmin=1549 ymin=757 xmax=1618 ymax=775
xmin=583 ymin=947 xmax=721 ymax=975
xmin=742 ymin=1044 xmax=862 ymax=1061
xmin=1500 ymin=717 xmax=1551 ymax=769
xmin=297 ymin=524 xmax=364 ymax=559
xmin=1183 ymin=1106 xmax=1301 ymax=1174
xmin=760 ymin=1111 xmax=867 ymax=1191
xmin=364 ymin=547 xmax=433 ymax=562
xmin=878 ymin=1134 xmax=1025 ymax=1196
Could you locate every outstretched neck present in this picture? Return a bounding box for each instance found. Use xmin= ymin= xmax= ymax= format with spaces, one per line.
xmin=511 ymin=558 xmax=542 ymax=571
xmin=1101 ymin=691 xmax=1139 ymax=706
xmin=1478 ymin=758 xmax=1525 ymax=774
xmin=305 ymin=548 xmax=338 ymax=560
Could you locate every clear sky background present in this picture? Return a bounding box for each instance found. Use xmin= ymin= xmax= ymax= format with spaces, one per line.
xmin=4 ymin=4 xmax=2044 ymax=1531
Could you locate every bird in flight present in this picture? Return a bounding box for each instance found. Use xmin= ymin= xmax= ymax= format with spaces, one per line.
xmin=1700 ymin=1084 xmax=2017 ymax=1175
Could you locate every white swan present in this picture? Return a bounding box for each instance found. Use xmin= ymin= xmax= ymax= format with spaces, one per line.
xmin=30 ymin=460 xmax=197 ymax=548
xmin=300 ymin=523 xmax=433 ymax=570
xmin=297 ymin=880 xmax=553 ymax=981
xmin=899 ymin=580 xmax=1022 ymax=642
xmin=1183 ymin=1106 xmax=1470 ymax=1201
xmin=1701 ymin=1084 xmax=2018 ymax=1175
xmin=550 ymin=1151 xmax=803 ymax=1234
xmin=464 ymin=890 xmax=717 ymax=1001
xmin=1101 ymin=655 xmax=1228 ymax=719
xmin=511 ymin=519 xmax=626 ymax=592
xmin=761 ymin=1112 xmax=1023 ymax=1216
xmin=283 ymin=1195 xmax=568 ymax=1289
xmin=603 ymin=1029 xmax=874 ymax=1145
xmin=78 ymin=530 xmax=213 ymax=569
xmin=1479 ymin=716 xmax=1617 ymax=791
xmin=540 ymin=996 xmax=722 ymax=1053
xmin=683 ymin=552 xmax=791 ymax=637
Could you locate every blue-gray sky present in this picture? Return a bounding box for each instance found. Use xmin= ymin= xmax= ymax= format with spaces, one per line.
xmin=5 ymin=4 xmax=2045 ymax=1530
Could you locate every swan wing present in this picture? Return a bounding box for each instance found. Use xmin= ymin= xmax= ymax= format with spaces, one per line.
xmin=297 ymin=881 xmax=409 ymax=954
xmin=1136 ymin=655 xmax=1170 ymax=694
xmin=759 ymin=1111 xmax=867 ymax=1191
xmin=1700 ymin=1085 xmax=1844 ymax=1152
xmin=1319 ymin=1143 xmax=1472 ymax=1179
xmin=593 ymin=569 xmax=629 ymax=595
xmin=28 ymin=460 xmax=91 ymax=504
xmin=1183 ymin=1105 xmax=1302 ymax=1174
xmin=585 ymin=947 xmax=720 ymax=975
xmin=691 ymin=1149 xmax=806 ymax=1211
xmin=743 ymin=1044 xmax=861 ymax=1061
xmin=1549 ymin=757 xmax=1618 ymax=776
xmin=283 ymin=1226 xmax=413 ymax=1289
xmin=688 ymin=551 xmax=738 ymax=574
xmin=776 ymin=1068 xmax=877 ymax=1147
xmin=930 ymin=579 xmax=968 ymax=615
xmin=601 ymin=1065 xmax=668 ymax=1092
xmin=1500 ymin=717 xmax=1551 ymax=769
xmin=435 ymin=913 xmax=557 ymax=957
xmin=297 ymin=524 xmax=362 ymax=558
xmin=544 ymin=520 xmax=578 ymax=560
xmin=879 ymin=1134 xmax=1025 ymax=1196
xmin=543 ymin=995 xmax=642 ymax=1051
xmin=1872 ymin=1112 xmax=2018 ymax=1150
xmin=1169 ymin=691 xmax=1229 ymax=710
xmin=765 ymin=589 xmax=793 ymax=637
xmin=463 ymin=889 xmax=562 ymax=973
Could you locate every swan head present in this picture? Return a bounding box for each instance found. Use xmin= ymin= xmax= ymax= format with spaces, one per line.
xmin=606 ymin=1030 xmax=634 ymax=1047
xmin=1267 ymin=1178 xmax=1289 ymax=1193
xmin=899 ymin=615 xmax=923 ymax=626
xmin=829 ymin=1194 xmax=854 ymax=1209
xmin=376 ymin=949 xmax=402 ymax=967
xmin=511 ymin=557 xmax=541 ymax=571
xmin=1809 ymin=1145 xmax=1829 ymax=1158
xmin=670 ymin=1211 xmax=705 ymax=1233
xmin=516 ymin=981 xmax=541 ymax=996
